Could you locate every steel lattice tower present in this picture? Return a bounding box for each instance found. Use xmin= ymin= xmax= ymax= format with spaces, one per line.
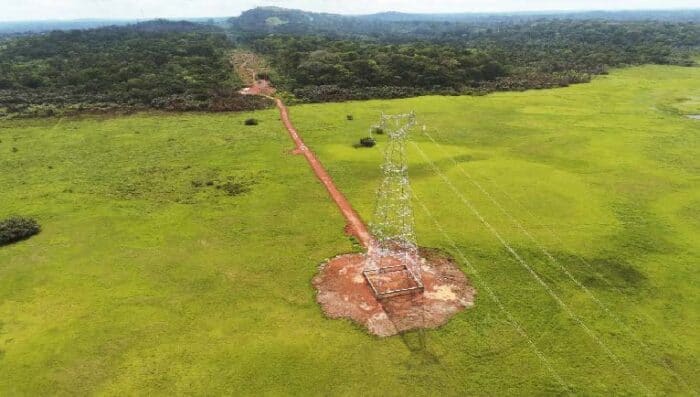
xmin=363 ymin=112 xmax=424 ymax=298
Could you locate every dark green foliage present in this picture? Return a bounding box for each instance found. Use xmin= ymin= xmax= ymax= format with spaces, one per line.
xmin=372 ymin=127 xmax=384 ymax=134
xmin=244 ymin=118 xmax=259 ymax=125
xmin=346 ymin=114 xmax=353 ymax=121
xmin=359 ymin=137 xmax=376 ymax=147
xmin=293 ymin=85 xmax=421 ymax=102
xmin=0 ymin=20 xmax=272 ymax=116
xmin=1 ymin=9 xmax=698 ymax=112
xmin=0 ymin=217 xmax=41 ymax=246
xmin=241 ymin=9 xmax=699 ymax=102
xmin=250 ymin=36 xmax=503 ymax=99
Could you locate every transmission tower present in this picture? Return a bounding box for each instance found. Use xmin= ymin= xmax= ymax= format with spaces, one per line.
xmin=363 ymin=112 xmax=424 ymax=298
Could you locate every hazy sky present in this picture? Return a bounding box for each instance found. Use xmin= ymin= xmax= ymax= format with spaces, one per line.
xmin=1 ymin=0 xmax=698 ymax=22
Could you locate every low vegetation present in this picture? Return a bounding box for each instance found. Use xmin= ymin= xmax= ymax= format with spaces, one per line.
xmin=358 ymin=137 xmax=376 ymax=147
xmin=1 ymin=65 xmax=698 ymax=394
xmin=0 ymin=216 xmax=40 ymax=246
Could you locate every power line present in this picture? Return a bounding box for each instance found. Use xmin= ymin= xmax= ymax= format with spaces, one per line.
xmin=411 ymin=140 xmax=651 ymax=395
xmin=413 ymin=191 xmax=570 ymax=392
xmin=419 ymin=129 xmax=693 ymax=392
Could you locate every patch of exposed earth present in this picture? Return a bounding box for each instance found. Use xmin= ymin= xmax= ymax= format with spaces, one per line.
xmin=313 ymin=248 xmax=475 ymax=337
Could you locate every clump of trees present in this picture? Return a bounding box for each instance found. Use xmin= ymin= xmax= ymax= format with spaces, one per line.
xmin=0 ymin=216 xmax=41 ymax=246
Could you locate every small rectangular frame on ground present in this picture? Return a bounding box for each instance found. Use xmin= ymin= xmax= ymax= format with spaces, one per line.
xmin=363 ymin=264 xmax=424 ymax=299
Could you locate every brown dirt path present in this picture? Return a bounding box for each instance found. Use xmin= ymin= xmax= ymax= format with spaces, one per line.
xmin=274 ymin=98 xmax=373 ymax=248
xmin=235 ymin=53 xmax=371 ymax=247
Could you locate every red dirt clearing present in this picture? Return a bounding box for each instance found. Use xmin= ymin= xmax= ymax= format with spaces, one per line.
xmin=313 ymin=248 xmax=475 ymax=337
xmin=239 ymin=79 xmax=276 ymax=96
xmin=274 ymin=98 xmax=373 ymax=248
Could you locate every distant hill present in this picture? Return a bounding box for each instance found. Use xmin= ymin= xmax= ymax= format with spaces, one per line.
xmin=0 ymin=19 xmax=135 ymax=34
xmin=229 ymin=7 xmax=700 ymax=34
xmin=0 ymin=17 xmax=230 ymax=35
xmin=229 ymin=7 xmax=357 ymax=34
xmin=359 ymin=9 xmax=700 ymax=22
xmin=4 ymin=8 xmax=698 ymax=36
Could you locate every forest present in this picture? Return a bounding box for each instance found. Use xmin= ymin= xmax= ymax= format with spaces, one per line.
xmin=0 ymin=20 xmax=270 ymax=117
xmin=238 ymin=8 xmax=699 ymax=101
xmin=0 ymin=8 xmax=698 ymax=115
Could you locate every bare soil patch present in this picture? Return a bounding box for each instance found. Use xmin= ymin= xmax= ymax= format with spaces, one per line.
xmin=239 ymin=79 xmax=276 ymax=97
xmin=313 ymin=248 xmax=475 ymax=337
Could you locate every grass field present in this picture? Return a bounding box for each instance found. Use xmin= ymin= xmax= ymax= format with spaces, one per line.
xmin=1 ymin=64 xmax=699 ymax=395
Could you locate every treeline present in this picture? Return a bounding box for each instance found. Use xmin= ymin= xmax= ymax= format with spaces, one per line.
xmin=240 ymin=17 xmax=699 ymax=102
xmin=250 ymin=36 xmax=504 ymax=98
xmin=0 ymin=20 xmax=271 ymax=117
xmin=1 ymin=9 xmax=699 ymax=114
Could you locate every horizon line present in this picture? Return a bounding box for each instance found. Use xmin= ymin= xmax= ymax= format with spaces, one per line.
xmin=1 ymin=6 xmax=699 ymax=24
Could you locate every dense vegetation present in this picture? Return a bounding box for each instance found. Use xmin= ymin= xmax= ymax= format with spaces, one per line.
xmin=235 ymin=8 xmax=700 ymax=102
xmin=0 ymin=20 xmax=271 ymax=117
xmin=0 ymin=216 xmax=40 ymax=246
xmin=0 ymin=7 xmax=699 ymax=113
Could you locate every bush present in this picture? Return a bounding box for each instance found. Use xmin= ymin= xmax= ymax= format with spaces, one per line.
xmin=359 ymin=137 xmax=376 ymax=147
xmin=372 ymin=127 xmax=384 ymax=134
xmin=346 ymin=114 xmax=354 ymax=121
xmin=217 ymin=181 xmax=250 ymax=196
xmin=244 ymin=118 xmax=259 ymax=126
xmin=0 ymin=216 xmax=41 ymax=246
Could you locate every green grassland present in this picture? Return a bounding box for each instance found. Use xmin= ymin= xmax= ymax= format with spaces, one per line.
xmin=1 ymin=64 xmax=699 ymax=395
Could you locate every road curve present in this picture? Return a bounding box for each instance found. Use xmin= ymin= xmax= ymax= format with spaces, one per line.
xmin=274 ymin=98 xmax=373 ymax=249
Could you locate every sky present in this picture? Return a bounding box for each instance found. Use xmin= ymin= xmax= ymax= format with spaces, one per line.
xmin=0 ymin=0 xmax=698 ymax=22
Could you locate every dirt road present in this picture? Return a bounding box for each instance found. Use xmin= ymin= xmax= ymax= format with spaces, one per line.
xmin=274 ymin=98 xmax=373 ymax=248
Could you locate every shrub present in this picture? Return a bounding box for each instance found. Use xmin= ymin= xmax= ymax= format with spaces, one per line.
xmin=244 ymin=118 xmax=259 ymax=126
xmin=217 ymin=181 xmax=250 ymax=196
xmin=0 ymin=216 xmax=41 ymax=246
xmin=359 ymin=137 xmax=376 ymax=147
xmin=372 ymin=127 xmax=384 ymax=134
xmin=346 ymin=114 xmax=354 ymax=121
